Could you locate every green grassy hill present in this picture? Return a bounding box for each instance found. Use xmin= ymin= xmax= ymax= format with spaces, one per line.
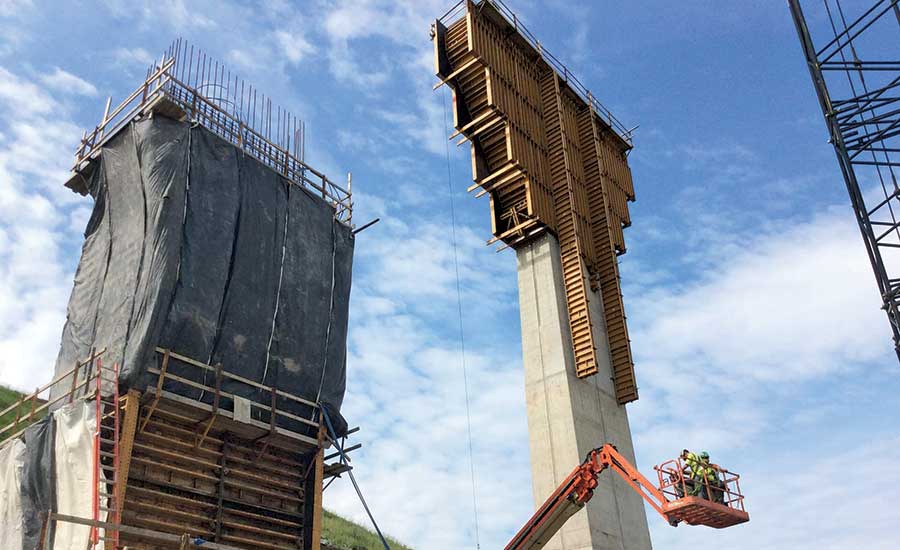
xmin=323 ymin=509 xmax=412 ymax=550
xmin=0 ymin=385 xmax=46 ymax=439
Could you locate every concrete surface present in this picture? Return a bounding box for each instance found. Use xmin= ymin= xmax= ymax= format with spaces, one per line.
xmin=516 ymin=232 xmax=652 ymax=550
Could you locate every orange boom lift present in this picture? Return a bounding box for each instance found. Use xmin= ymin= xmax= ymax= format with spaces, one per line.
xmin=506 ymin=444 xmax=749 ymax=550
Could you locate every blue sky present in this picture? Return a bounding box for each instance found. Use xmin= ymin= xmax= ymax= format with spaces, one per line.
xmin=1 ymin=1 xmax=899 ymax=548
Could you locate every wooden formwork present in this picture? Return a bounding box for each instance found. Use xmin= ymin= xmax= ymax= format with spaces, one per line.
xmin=119 ymin=396 xmax=321 ymax=549
xmin=5 ymin=350 xmax=348 ymax=550
xmin=109 ymin=349 xmax=348 ymax=550
xmin=579 ymin=112 xmax=636 ymax=402
xmin=434 ymin=0 xmax=639 ymax=403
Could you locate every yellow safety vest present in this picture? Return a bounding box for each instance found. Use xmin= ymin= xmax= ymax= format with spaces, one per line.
xmin=684 ymin=453 xmax=704 ymax=480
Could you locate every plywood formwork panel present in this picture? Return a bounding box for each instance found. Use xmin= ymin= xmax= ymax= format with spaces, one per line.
xmin=433 ymin=0 xmax=638 ymax=404
xmin=541 ymin=71 xmax=598 ymax=379
xmin=579 ymin=112 xmax=638 ymax=403
xmin=119 ymin=397 xmax=318 ymax=550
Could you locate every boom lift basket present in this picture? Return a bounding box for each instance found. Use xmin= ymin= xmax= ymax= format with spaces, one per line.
xmin=656 ymin=458 xmax=749 ymax=529
xmin=505 ymin=445 xmax=749 ymax=550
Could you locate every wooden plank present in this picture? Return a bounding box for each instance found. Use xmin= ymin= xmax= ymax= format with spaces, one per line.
xmin=215 ymin=434 xmax=229 ymax=543
xmin=310 ymin=423 xmax=325 ymax=550
xmin=145 ymin=370 xmax=319 ymax=430
xmin=0 ymin=348 xmax=106 ymax=420
xmin=144 ymin=388 xmax=319 ymax=448
xmin=117 ymin=389 xmax=141 ymax=514
xmin=154 ymin=347 xmax=319 ymax=410
xmin=433 ymin=54 xmax=483 ymax=90
xmin=140 ymin=349 xmax=170 ymax=432
xmin=49 ymin=513 xmax=244 ymax=550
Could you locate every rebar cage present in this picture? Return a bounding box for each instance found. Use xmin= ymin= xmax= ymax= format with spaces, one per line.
xmin=67 ymin=39 xmax=353 ymax=225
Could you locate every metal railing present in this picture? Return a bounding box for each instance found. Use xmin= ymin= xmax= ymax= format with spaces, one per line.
xmin=70 ymin=39 xmax=353 ymax=224
xmin=655 ymin=457 xmax=747 ymax=512
xmin=438 ymin=0 xmax=636 ymax=145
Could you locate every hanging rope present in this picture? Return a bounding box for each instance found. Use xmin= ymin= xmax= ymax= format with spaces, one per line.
xmin=442 ymin=87 xmax=482 ymax=550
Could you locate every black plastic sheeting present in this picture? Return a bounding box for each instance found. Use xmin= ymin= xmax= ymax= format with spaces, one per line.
xmin=53 ymin=116 xmax=354 ymax=434
xmin=20 ymin=416 xmax=56 ymax=549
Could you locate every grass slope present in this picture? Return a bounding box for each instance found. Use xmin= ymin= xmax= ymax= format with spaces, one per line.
xmin=0 ymin=385 xmax=46 ymax=439
xmin=323 ymin=509 xmax=412 ymax=550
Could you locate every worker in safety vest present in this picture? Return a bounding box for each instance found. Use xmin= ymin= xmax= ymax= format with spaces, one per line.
xmin=700 ymin=452 xmax=725 ymax=504
xmin=679 ymin=449 xmax=705 ymax=498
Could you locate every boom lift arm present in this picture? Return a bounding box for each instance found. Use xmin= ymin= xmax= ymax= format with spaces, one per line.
xmin=505 ymin=444 xmax=749 ymax=550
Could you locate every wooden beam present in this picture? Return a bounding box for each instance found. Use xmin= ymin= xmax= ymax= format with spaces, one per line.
xmin=117 ymin=389 xmax=141 ymax=515
xmin=146 ymin=368 xmax=319 ymax=429
xmin=140 ymin=349 xmax=169 ymax=431
xmin=486 ymin=217 xmax=538 ymax=245
xmin=48 ymin=513 xmax=245 ymax=550
xmin=449 ymin=108 xmax=503 ymax=140
xmin=310 ymin=423 xmax=325 ymax=550
xmin=143 ymin=387 xmax=320 ymax=448
xmin=432 ymin=55 xmax=482 ymax=90
xmin=154 ymin=347 xmax=319 ymax=410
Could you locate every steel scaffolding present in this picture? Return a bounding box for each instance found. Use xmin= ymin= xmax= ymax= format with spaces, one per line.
xmin=790 ymin=0 xmax=900 ymax=360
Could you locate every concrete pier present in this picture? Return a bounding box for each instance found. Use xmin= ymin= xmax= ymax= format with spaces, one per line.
xmin=516 ymin=233 xmax=652 ymax=550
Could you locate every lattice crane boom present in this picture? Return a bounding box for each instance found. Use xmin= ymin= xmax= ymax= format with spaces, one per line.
xmin=789 ymin=0 xmax=900 ymax=361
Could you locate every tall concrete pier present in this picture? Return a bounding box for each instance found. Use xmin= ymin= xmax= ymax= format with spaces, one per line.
xmin=432 ymin=2 xmax=652 ymax=547
xmin=517 ymin=234 xmax=651 ymax=550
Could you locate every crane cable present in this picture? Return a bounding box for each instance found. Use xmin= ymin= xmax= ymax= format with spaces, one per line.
xmin=442 ymin=86 xmax=482 ymax=550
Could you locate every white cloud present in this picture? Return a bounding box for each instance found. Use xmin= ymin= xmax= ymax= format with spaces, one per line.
xmin=625 ymin=206 xmax=891 ymax=452
xmin=648 ymin=437 xmax=900 ymax=550
xmin=326 ymin=42 xmax=392 ymax=88
xmin=274 ymin=30 xmax=315 ymax=64
xmin=357 ymin=213 xmax=515 ymax=319
xmin=330 ymin=300 xmax=531 ymax=548
xmin=102 ymin=0 xmax=215 ymax=30
xmin=0 ymin=66 xmax=88 ymax=393
xmin=39 ymin=67 xmax=98 ymax=97
xmin=0 ymin=66 xmax=55 ymax=115
xmin=621 ymin=206 xmax=898 ymax=546
xmin=632 ymin=207 xmax=885 ymax=383
xmin=0 ymin=0 xmax=31 ymax=17
xmin=319 ymin=0 xmax=447 ymax=153
xmin=112 ymin=46 xmax=155 ymax=68
xmin=319 ymin=191 xmax=528 ymax=548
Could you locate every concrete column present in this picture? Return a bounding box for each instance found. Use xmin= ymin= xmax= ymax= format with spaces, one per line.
xmin=516 ymin=233 xmax=652 ymax=550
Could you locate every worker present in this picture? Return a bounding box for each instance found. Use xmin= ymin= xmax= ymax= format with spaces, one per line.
xmin=700 ymin=452 xmax=726 ymax=505
xmin=679 ymin=449 xmax=704 ymax=498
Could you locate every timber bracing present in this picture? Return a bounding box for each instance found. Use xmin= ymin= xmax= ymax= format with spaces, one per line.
xmin=434 ymin=0 xmax=639 ymax=403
